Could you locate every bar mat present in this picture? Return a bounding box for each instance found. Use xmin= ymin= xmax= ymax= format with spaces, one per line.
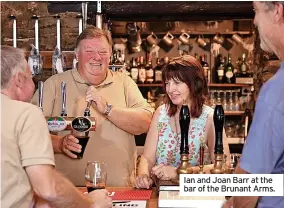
xmin=108 ymin=189 xmax=152 ymax=200
xmin=78 ymin=187 xmax=152 ymax=200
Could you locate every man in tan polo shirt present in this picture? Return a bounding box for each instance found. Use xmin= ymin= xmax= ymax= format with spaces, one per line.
xmin=1 ymin=46 xmax=112 ymax=208
xmin=31 ymin=26 xmax=153 ymax=187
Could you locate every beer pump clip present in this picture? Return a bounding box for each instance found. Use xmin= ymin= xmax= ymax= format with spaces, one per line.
xmin=43 ymin=81 xmax=96 ymax=133
xmin=28 ymin=15 xmax=43 ymax=76
xmin=28 ymin=44 xmax=43 ymax=76
xmin=52 ymin=14 xmax=65 ymax=75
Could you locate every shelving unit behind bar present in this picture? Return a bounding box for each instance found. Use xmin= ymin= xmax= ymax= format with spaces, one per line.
xmin=137 ymin=83 xmax=252 ymax=87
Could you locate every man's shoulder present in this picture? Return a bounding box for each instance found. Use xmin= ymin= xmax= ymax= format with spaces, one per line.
xmin=3 ymin=99 xmax=43 ymax=120
xmin=17 ymin=101 xmax=43 ymax=116
xmin=258 ymin=69 xmax=284 ymax=108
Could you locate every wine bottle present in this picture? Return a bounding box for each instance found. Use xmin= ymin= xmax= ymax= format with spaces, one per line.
xmin=225 ymin=54 xmax=235 ymax=83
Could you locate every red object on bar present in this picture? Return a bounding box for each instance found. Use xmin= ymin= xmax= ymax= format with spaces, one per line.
xmin=78 ymin=188 xmax=152 ymax=200
xmin=108 ymin=189 xmax=152 ymax=200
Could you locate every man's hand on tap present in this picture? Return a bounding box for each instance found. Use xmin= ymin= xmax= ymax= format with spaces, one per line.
xmin=58 ymin=134 xmax=82 ymax=159
xmin=86 ymin=86 xmax=108 ymax=115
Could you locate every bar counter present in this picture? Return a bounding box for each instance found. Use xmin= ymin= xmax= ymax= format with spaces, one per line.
xmin=78 ymin=187 xmax=158 ymax=208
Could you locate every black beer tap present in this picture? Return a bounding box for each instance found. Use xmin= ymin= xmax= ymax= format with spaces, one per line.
xmin=179 ymin=103 xmax=190 ymax=154
xmin=211 ymin=98 xmax=225 ymax=174
xmin=176 ymin=101 xmax=193 ymax=177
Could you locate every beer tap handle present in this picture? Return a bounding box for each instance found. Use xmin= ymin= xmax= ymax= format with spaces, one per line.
xmin=61 ymin=81 xmax=67 ymax=116
xmin=84 ymin=101 xmax=92 ymax=117
xmin=38 ymin=81 xmax=44 ymax=112
xmin=179 ymin=102 xmax=190 ymax=154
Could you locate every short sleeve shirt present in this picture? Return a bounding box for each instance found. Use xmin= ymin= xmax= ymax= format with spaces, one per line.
xmin=240 ymin=62 xmax=284 ymax=208
xmin=31 ymin=68 xmax=154 ymax=186
xmin=1 ymin=94 xmax=55 ymax=208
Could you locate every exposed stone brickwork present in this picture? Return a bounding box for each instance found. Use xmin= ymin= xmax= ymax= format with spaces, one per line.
xmin=1 ymin=1 xmax=79 ymax=51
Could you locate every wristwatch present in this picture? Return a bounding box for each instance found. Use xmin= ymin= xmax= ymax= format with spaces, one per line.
xmin=104 ymin=102 xmax=113 ymax=116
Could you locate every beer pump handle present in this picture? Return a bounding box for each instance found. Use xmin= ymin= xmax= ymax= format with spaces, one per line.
xmin=179 ymin=102 xmax=190 ymax=154
xmin=84 ymin=101 xmax=92 ymax=117
xmin=61 ymin=81 xmax=67 ymax=116
xmin=38 ymin=81 xmax=44 ymax=112
xmin=213 ymin=98 xmax=225 ymax=154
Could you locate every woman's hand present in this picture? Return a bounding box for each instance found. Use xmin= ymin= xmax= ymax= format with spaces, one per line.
xmin=151 ymin=164 xmax=177 ymax=181
xmin=135 ymin=174 xmax=153 ymax=189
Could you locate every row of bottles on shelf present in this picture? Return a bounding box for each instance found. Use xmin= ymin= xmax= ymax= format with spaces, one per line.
xmin=110 ymin=55 xmax=168 ymax=84
xmin=197 ymin=53 xmax=254 ymax=85
xmin=213 ymin=53 xmax=254 ymax=84
xmin=110 ymin=51 xmax=254 ymax=85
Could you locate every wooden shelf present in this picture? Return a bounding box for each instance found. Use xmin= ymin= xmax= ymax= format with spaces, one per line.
xmin=208 ymin=83 xmax=251 ymax=87
xmin=137 ymin=83 xmax=163 ymax=87
xmin=225 ymin=111 xmax=244 ymax=116
xmin=138 ymin=83 xmax=250 ymax=87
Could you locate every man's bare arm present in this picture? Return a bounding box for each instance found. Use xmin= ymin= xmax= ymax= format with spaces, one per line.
xmin=106 ymin=107 xmax=152 ymax=135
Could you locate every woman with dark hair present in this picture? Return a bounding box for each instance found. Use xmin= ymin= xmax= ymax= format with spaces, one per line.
xmin=135 ymin=55 xmax=230 ymax=189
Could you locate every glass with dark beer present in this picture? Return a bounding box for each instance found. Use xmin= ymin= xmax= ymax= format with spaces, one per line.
xmin=71 ymin=130 xmax=89 ymax=159
xmin=85 ymin=161 xmax=107 ymax=192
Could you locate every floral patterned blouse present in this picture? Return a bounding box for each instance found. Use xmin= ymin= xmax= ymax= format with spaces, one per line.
xmin=156 ymin=104 xmax=213 ymax=167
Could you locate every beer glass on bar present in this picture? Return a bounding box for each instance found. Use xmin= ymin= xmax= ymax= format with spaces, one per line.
xmin=85 ymin=161 xmax=107 ymax=192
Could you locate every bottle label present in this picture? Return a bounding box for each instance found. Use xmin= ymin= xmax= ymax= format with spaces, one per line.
xmin=155 ymin=71 xmax=162 ymax=81
xmin=146 ymin=69 xmax=154 ymax=78
xmin=226 ymin=71 xmax=234 ymax=78
xmin=241 ymin=65 xmax=247 ymax=73
xmin=138 ymin=68 xmax=146 ymax=82
xmin=217 ymin=68 xmax=224 ymax=76
xmin=131 ymin=67 xmax=138 ymax=80
xmin=203 ymin=67 xmax=209 ymax=76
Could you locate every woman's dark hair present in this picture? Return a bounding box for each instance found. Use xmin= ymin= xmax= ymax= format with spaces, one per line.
xmin=162 ymin=55 xmax=208 ymax=118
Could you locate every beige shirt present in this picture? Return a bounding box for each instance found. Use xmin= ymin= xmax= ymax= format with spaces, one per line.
xmin=31 ymin=68 xmax=153 ymax=187
xmin=1 ymin=94 xmax=55 ymax=208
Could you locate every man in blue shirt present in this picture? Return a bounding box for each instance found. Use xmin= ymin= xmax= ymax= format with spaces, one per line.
xmin=223 ymin=1 xmax=284 ymax=208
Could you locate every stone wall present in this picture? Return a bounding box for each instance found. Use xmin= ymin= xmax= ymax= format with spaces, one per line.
xmin=1 ymin=1 xmax=79 ymax=51
xmin=1 ymin=1 xmax=256 ymax=69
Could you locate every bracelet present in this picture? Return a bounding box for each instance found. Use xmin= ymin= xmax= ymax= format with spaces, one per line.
xmin=104 ymin=102 xmax=113 ymax=116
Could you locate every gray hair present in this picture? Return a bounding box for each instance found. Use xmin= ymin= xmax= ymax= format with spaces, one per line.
xmin=75 ymin=26 xmax=113 ymax=53
xmin=264 ymin=1 xmax=284 ymax=10
xmin=1 ymin=45 xmax=27 ymax=89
